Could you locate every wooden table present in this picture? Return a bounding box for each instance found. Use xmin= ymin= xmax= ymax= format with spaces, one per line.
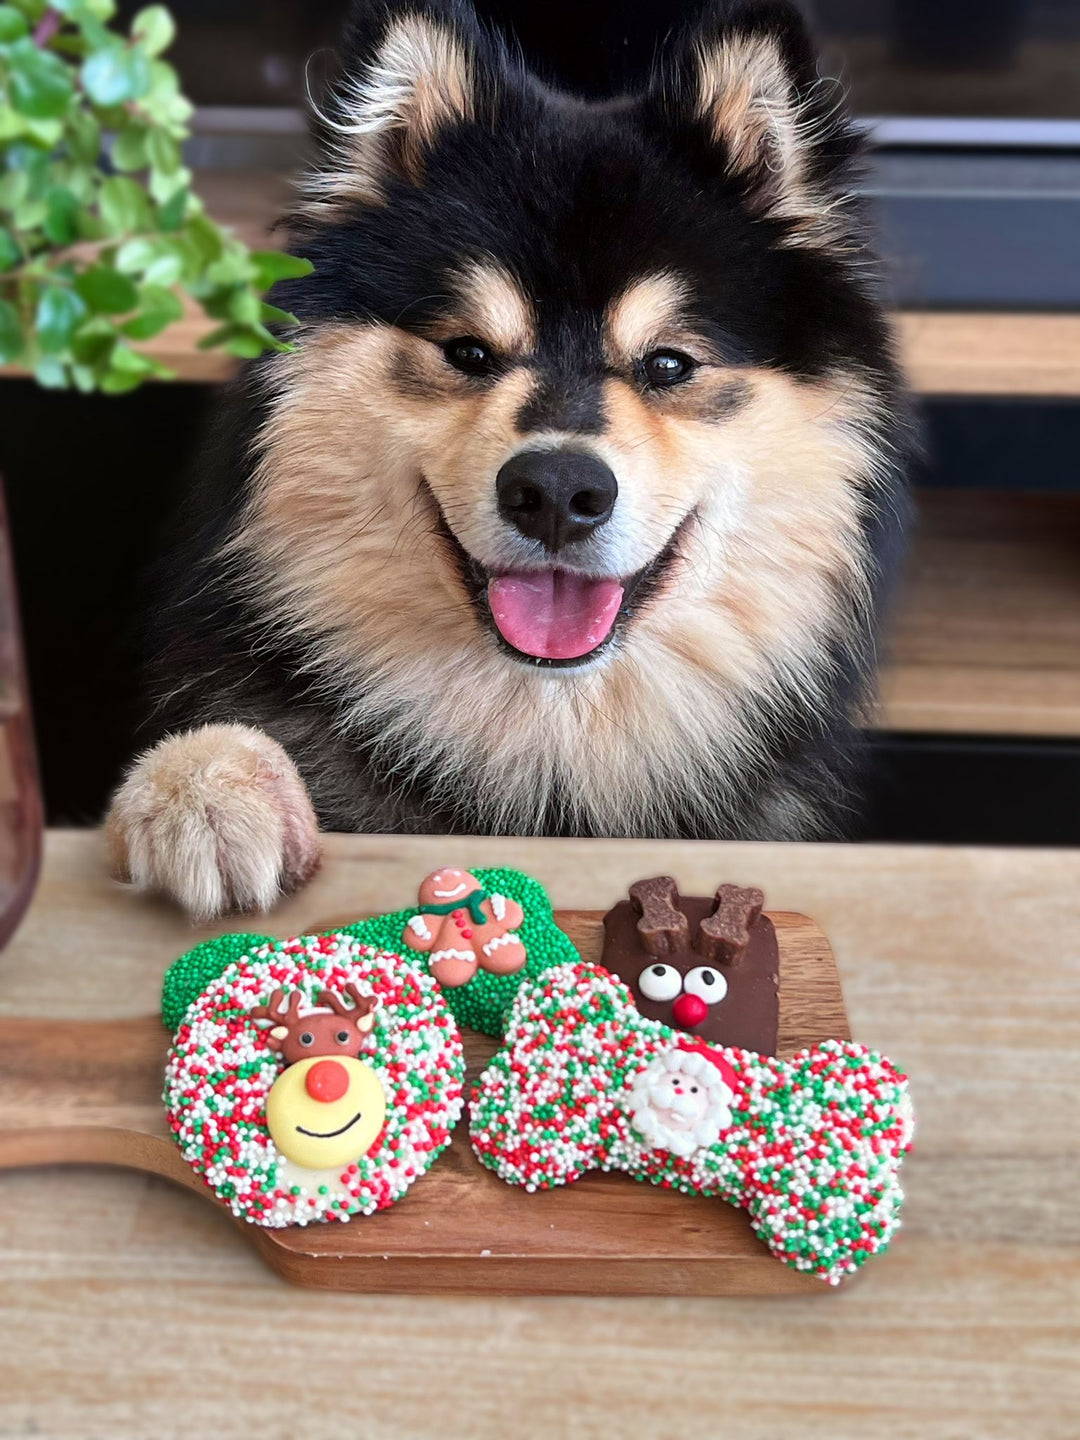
xmin=1 ymin=830 xmax=1077 ymax=1438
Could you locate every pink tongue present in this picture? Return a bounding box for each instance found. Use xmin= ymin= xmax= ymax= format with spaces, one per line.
xmin=488 ymin=571 xmax=624 ymax=660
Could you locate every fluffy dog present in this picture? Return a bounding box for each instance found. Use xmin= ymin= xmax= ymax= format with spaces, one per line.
xmin=106 ymin=0 xmax=910 ymax=918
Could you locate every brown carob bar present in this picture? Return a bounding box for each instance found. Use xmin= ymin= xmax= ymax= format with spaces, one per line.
xmin=602 ymin=877 xmax=780 ymax=1055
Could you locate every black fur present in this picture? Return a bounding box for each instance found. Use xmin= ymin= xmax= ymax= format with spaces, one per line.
xmin=139 ymin=0 xmax=911 ymax=841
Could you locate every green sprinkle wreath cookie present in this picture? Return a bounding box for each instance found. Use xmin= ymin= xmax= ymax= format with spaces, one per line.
xmin=163 ymin=933 xmax=464 ymax=1227
xmin=341 ymin=867 xmax=579 ymax=1035
xmin=161 ymin=867 xmax=579 ymax=1039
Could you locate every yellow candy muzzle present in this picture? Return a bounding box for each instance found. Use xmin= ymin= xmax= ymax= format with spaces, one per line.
xmin=265 ymin=1055 xmax=387 ymax=1170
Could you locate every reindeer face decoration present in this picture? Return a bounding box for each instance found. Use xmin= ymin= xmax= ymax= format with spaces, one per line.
xmin=251 ymin=985 xmax=387 ymax=1170
xmin=601 ymin=878 xmax=781 ymax=1056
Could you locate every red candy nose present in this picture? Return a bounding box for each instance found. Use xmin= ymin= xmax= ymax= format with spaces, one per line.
xmin=672 ymin=993 xmax=708 ymax=1030
xmin=305 ymin=1059 xmax=350 ymax=1103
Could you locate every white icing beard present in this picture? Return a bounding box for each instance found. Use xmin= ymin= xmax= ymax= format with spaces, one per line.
xmin=626 ymin=1048 xmax=733 ymax=1159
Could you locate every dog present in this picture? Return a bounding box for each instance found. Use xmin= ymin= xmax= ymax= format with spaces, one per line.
xmin=105 ymin=0 xmax=911 ymax=919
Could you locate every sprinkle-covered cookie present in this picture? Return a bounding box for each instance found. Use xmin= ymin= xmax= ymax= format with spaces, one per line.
xmin=164 ymin=933 xmax=464 ymax=1228
xmin=470 ymin=962 xmax=914 ymax=1284
xmin=340 ymin=867 xmax=579 ymax=1035
xmin=161 ymin=867 xmax=579 ymax=1039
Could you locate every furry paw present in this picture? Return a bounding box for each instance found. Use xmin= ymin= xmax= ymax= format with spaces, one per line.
xmin=104 ymin=723 xmax=322 ymax=920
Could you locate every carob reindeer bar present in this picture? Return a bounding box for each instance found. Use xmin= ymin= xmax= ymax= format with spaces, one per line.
xmin=163 ymin=933 xmax=464 ymax=1227
xmin=602 ymin=877 xmax=780 ymax=1054
xmin=471 ymin=963 xmax=913 ymax=1285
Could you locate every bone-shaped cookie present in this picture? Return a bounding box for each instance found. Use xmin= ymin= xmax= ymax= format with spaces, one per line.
xmin=470 ymin=962 xmax=914 ymax=1284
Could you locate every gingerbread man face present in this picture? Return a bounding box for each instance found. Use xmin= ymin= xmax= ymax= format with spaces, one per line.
xmin=403 ymin=869 xmax=527 ymax=987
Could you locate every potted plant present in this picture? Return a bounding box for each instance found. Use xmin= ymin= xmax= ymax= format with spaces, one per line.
xmin=0 ymin=0 xmax=310 ymax=942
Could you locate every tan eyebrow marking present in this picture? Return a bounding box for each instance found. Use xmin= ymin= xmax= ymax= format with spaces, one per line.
xmin=441 ymin=261 xmax=537 ymax=355
xmin=605 ymin=272 xmax=690 ymax=365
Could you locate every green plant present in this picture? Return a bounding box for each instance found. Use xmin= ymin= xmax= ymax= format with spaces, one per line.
xmin=0 ymin=0 xmax=311 ymax=391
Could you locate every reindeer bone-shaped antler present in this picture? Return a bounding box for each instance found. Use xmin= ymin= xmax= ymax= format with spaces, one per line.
xmin=695 ymin=884 xmax=764 ymax=966
xmin=629 ymin=875 xmax=689 ymax=957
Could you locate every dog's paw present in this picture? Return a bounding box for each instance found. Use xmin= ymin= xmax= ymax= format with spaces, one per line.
xmin=104 ymin=723 xmax=322 ymax=920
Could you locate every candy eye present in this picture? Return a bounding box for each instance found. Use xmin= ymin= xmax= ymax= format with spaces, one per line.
xmin=638 ymin=963 xmax=682 ymax=1002
xmin=682 ymin=966 xmax=728 ymax=1004
xmin=444 ymin=336 xmax=494 ymax=375
xmin=299 ymin=1031 xmax=315 ymax=1047
xmin=641 ymin=349 xmax=695 ymax=387
xmin=336 ymin=1030 xmax=351 ymax=1044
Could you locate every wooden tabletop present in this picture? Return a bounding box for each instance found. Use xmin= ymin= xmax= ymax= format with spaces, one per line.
xmin=0 ymin=830 xmax=1077 ymax=1437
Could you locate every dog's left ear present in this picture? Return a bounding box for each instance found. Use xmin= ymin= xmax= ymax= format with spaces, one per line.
xmin=304 ymin=0 xmax=487 ymax=212
xmin=647 ymin=1 xmax=856 ymax=230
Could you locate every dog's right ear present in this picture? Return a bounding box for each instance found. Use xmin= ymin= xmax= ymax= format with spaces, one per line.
xmin=303 ymin=1 xmax=485 ymax=213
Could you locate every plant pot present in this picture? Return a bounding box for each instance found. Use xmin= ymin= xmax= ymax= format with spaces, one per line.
xmin=0 ymin=477 xmax=42 ymax=950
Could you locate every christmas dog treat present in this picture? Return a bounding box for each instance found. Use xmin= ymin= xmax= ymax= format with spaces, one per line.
xmin=164 ymin=933 xmax=464 ymax=1227
xmin=162 ymin=868 xmax=579 ymax=1041
xmin=401 ymin=868 xmax=527 ymax=987
xmin=342 ymin=866 xmax=580 ymax=1036
xmin=602 ymin=877 xmax=780 ymax=1054
xmin=470 ymin=962 xmax=913 ymax=1284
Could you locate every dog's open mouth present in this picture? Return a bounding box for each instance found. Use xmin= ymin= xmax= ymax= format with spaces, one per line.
xmin=423 ymin=483 xmax=685 ymax=668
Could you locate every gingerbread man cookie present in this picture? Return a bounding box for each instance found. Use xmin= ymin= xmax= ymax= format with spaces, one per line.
xmin=402 ymin=868 xmax=526 ymax=987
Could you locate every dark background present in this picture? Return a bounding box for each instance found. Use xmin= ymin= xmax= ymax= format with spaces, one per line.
xmin=3 ymin=0 xmax=1079 ymax=843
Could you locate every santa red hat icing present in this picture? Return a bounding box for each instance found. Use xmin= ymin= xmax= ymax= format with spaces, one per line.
xmin=675 ymin=1039 xmax=739 ymax=1095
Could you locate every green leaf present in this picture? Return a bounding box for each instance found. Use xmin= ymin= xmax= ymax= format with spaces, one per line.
xmin=99 ymin=174 xmax=149 ymax=235
xmin=260 ymin=301 xmax=299 ymax=327
xmin=249 ymin=250 xmax=314 ymax=288
xmin=74 ymin=264 xmax=138 ymax=314
xmin=54 ymin=0 xmax=117 ymax=20
xmin=142 ymin=249 xmax=182 ymax=286
xmin=184 ymin=211 xmax=223 ymax=265
xmin=118 ymin=282 xmax=182 ymax=338
xmin=0 ymin=106 xmax=26 ymax=141
xmin=0 ymin=6 xmax=29 ymax=41
xmin=65 ymin=108 xmax=101 ymax=165
xmin=43 ymin=186 xmax=80 ymax=245
xmin=81 ymin=43 xmax=151 ymax=106
xmin=36 ymin=284 xmax=87 ymax=352
xmin=111 ymin=124 xmax=149 ymax=171
xmin=226 ymin=287 xmax=261 ymax=324
xmin=114 ymin=236 xmax=155 ymax=273
xmin=157 ymin=182 xmax=187 ymax=230
xmin=13 ymin=195 xmax=46 ymax=228
xmin=34 ymin=356 xmax=69 ymax=388
xmin=131 ymin=4 xmax=175 ymax=56
xmin=0 ymin=298 xmax=22 ymax=362
xmin=148 ymin=161 xmax=188 ymax=204
xmin=0 ymin=168 xmax=29 ymax=211
xmin=0 ymin=226 xmax=19 ymax=271
xmin=7 ymin=37 xmax=74 ymax=119
xmin=146 ymin=126 xmax=180 ymax=174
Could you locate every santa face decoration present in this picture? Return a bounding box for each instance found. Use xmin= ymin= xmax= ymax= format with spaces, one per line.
xmin=625 ymin=1047 xmax=735 ymax=1158
xmin=602 ymin=877 xmax=780 ymax=1056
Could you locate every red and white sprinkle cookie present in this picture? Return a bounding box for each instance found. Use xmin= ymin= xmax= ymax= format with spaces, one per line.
xmin=470 ymin=962 xmax=914 ymax=1284
xmin=164 ymin=933 xmax=465 ymax=1227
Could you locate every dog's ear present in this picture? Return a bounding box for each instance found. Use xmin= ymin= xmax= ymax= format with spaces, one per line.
xmin=304 ymin=1 xmax=486 ymax=212
xmin=648 ymin=1 xmax=857 ymax=236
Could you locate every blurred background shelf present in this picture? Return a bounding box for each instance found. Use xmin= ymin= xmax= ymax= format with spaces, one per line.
xmin=881 ymin=491 xmax=1080 ymax=737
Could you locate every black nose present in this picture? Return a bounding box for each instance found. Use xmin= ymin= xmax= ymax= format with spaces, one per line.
xmin=496 ymin=449 xmax=618 ymax=552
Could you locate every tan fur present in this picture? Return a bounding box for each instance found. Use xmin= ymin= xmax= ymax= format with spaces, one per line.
xmin=440 ymin=262 xmax=536 ymax=355
xmin=229 ymin=316 xmax=881 ymax=839
xmin=105 ymin=723 xmax=322 ymax=919
xmin=693 ymin=33 xmax=843 ymax=248
xmin=302 ymin=14 xmax=474 ymax=213
xmin=605 ymin=273 xmax=689 ymax=365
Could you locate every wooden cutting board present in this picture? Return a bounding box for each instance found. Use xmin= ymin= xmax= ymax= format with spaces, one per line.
xmin=0 ymin=909 xmax=848 ymax=1295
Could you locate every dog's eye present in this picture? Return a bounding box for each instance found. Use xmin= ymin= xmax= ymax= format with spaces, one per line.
xmin=683 ymin=966 xmax=728 ymax=1005
xmin=444 ymin=336 xmax=494 ymax=375
xmin=641 ymin=349 xmax=694 ymax=388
